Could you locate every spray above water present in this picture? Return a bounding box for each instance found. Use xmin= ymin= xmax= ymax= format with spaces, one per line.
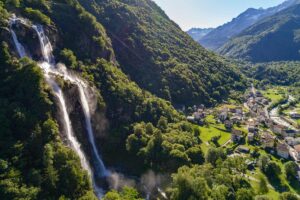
xmin=141 ymin=170 xmax=168 ymax=200
xmin=9 ymin=15 xmax=108 ymax=199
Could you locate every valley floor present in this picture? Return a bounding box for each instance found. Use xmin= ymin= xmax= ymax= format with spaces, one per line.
xmin=187 ymin=85 xmax=300 ymax=197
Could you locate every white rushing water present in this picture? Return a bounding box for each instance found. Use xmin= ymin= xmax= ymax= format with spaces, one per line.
xmin=78 ymin=85 xmax=109 ymax=177
xmin=47 ymin=77 xmax=91 ymax=172
xmin=32 ymin=25 xmax=54 ymax=64
xmin=9 ymin=16 xmax=107 ymax=198
xmin=9 ymin=19 xmax=27 ymax=58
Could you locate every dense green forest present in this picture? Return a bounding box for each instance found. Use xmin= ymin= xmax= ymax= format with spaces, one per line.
xmin=4 ymin=0 xmax=299 ymax=199
xmin=75 ymin=0 xmax=246 ymax=106
xmin=168 ymin=154 xmax=300 ymax=200
xmin=0 ymin=40 xmax=97 ymax=199
xmin=0 ymin=0 xmax=247 ymax=165
xmin=0 ymin=0 xmax=218 ymax=197
xmin=242 ymin=61 xmax=300 ymax=86
xmin=219 ymin=3 xmax=300 ymax=63
xmin=3 ymin=0 xmax=247 ymax=106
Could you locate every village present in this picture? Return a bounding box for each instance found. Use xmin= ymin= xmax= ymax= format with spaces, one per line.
xmin=187 ymin=85 xmax=300 ymax=178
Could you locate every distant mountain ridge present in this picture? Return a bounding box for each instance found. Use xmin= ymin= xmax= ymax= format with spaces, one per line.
xmin=197 ymin=0 xmax=299 ymax=50
xmin=187 ymin=28 xmax=214 ymax=41
xmin=218 ymin=2 xmax=300 ymax=62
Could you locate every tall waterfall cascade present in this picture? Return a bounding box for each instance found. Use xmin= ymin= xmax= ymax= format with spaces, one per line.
xmin=9 ymin=15 xmax=108 ymax=199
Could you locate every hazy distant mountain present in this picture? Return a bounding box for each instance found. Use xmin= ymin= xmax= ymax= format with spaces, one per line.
xmin=198 ymin=0 xmax=299 ymax=50
xmin=186 ymin=28 xmax=214 ymax=41
xmin=219 ymin=2 xmax=300 ymax=62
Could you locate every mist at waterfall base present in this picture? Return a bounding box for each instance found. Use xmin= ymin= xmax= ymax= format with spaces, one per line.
xmin=9 ymin=16 xmax=169 ymax=199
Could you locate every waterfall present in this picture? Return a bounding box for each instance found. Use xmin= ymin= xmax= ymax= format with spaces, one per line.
xmin=78 ymin=85 xmax=109 ymax=177
xmin=47 ymin=78 xmax=91 ymax=173
xmin=9 ymin=19 xmax=26 ymax=58
xmin=32 ymin=25 xmax=54 ymax=64
xmin=9 ymin=16 xmax=108 ymax=199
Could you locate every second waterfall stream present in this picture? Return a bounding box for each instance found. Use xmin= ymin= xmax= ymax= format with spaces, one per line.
xmin=9 ymin=16 xmax=108 ymax=198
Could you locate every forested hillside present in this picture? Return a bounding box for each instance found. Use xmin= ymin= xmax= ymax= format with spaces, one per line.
xmin=242 ymin=61 xmax=300 ymax=86
xmin=0 ymin=41 xmax=97 ymax=200
xmin=0 ymin=0 xmax=253 ymax=199
xmin=76 ymin=0 xmax=245 ymax=106
xmin=219 ymin=3 xmax=300 ymax=63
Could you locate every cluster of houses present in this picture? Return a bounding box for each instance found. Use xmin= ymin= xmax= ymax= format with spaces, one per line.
xmin=245 ymin=90 xmax=269 ymax=119
xmin=230 ymin=119 xmax=300 ymax=161
xmin=259 ymin=121 xmax=299 ymax=161
xmin=186 ymin=87 xmax=300 ymax=165
xmin=187 ymin=105 xmax=208 ymax=125
xmin=243 ymin=89 xmax=300 ymax=161
xmin=218 ymin=106 xmax=244 ymax=130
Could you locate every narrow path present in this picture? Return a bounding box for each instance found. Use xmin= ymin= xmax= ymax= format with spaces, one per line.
xmin=222 ymin=139 xmax=232 ymax=147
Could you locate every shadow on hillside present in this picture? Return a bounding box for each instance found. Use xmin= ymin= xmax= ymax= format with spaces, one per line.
xmin=267 ymin=176 xmax=289 ymax=193
xmin=289 ymin=178 xmax=300 ymax=194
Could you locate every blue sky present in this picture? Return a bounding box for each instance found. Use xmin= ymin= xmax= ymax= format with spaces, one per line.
xmin=153 ymin=0 xmax=286 ymax=30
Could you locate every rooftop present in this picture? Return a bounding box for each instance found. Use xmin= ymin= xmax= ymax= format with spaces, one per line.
xmin=294 ymin=144 xmax=300 ymax=153
xmin=277 ymin=142 xmax=289 ymax=152
xmin=232 ymin=129 xmax=244 ymax=136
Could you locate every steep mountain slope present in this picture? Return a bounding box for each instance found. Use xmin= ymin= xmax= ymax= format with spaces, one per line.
xmin=2 ymin=0 xmax=300 ymax=199
xmin=199 ymin=0 xmax=298 ymax=50
xmin=219 ymin=3 xmax=300 ymax=63
xmin=187 ymin=27 xmax=214 ymax=41
xmin=0 ymin=25 xmax=97 ymax=200
xmin=0 ymin=0 xmax=220 ymax=197
xmin=0 ymin=4 xmax=100 ymax=200
xmin=33 ymin=0 xmax=244 ymax=170
xmin=76 ymin=0 xmax=245 ymax=106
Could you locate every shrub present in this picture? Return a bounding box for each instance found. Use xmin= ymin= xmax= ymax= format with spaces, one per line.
xmin=24 ymin=7 xmax=51 ymax=25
